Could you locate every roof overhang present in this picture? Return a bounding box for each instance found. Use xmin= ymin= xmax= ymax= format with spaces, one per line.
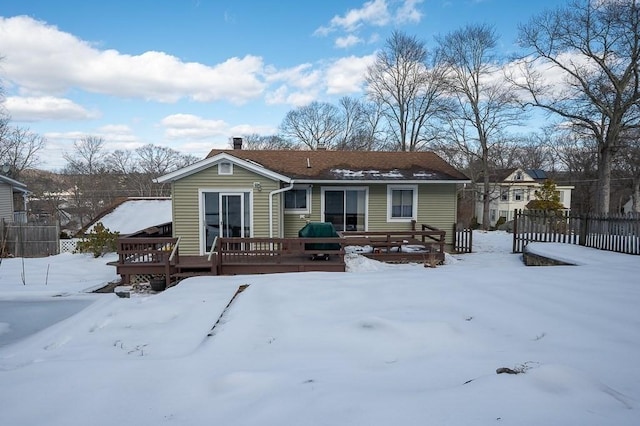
xmin=154 ymin=152 xmax=292 ymax=184
xmin=0 ymin=175 xmax=28 ymax=193
xmin=293 ymin=179 xmax=472 ymax=185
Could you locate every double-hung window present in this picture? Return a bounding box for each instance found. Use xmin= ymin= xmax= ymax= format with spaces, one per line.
xmin=284 ymin=188 xmax=310 ymax=214
xmin=514 ymin=189 xmax=524 ymax=201
xmin=387 ymin=185 xmax=417 ymax=222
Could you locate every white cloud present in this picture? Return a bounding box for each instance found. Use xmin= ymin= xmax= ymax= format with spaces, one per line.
xmin=96 ymin=124 xmax=133 ymax=135
xmin=395 ymin=0 xmax=424 ymax=24
xmin=0 ymin=16 xmax=266 ymax=105
xmin=335 ymin=35 xmax=363 ymax=49
xmin=230 ymin=123 xmax=278 ymax=136
xmin=264 ymin=85 xmax=319 ymax=107
xmin=161 ymin=114 xmax=230 ymax=139
xmin=325 ymin=55 xmax=376 ymax=94
xmin=159 ymin=114 xmax=278 ymax=149
xmin=327 ymin=0 xmax=391 ymax=33
xmin=265 ymin=63 xmax=322 ymax=89
xmin=264 ymin=64 xmax=324 ymax=106
xmin=5 ymin=96 xmax=98 ymax=121
xmin=314 ymin=1 xmax=423 ymax=51
xmin=315 ymin=0 xmax=423 ymax=37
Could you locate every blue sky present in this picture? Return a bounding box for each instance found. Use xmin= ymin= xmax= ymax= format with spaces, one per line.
xmin=0 ymin=0 xmax=566 ymax=170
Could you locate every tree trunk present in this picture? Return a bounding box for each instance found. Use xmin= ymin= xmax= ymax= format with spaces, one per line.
xmin=633 ymin=177 xmax=640 ymax=213
xmin=596 ymin=147 xmax=613 ymax=214
xmin=482 ymin=173 xmax=491 ymax=230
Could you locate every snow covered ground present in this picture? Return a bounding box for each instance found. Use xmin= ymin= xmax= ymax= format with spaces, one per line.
xmin=0 ymin=231 xmax=638 ymax=425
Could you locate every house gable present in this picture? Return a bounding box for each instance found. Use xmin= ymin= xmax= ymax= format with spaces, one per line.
xmin=504 ymin=168 xmax=536 ymax=183
xmin=156 ymin=152 xmax=291 ymax=184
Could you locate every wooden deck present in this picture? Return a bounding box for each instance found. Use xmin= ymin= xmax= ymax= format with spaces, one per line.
xmin=112 ymin=225 xmax=449 ymax=286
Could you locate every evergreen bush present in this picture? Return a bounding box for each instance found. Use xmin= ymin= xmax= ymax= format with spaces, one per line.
xmin=76 ymin=222 xmax=119 ymax=257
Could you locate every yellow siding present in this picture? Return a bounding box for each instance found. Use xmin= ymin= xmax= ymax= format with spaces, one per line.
xmin=418 ymin=183 xmax=458 ymax=245
xmin=0 ymin=183 xmax=13 ymax=221
xmin=281 ymin=183 xmax=458 ymax=244
xmin=283 ymin=186 xmax=323 ymax=237
xmin=172 ymin=164 xmax=280 ymax=254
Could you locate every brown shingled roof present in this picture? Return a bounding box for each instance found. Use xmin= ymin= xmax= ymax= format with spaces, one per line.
xmin=206 ymin=149 xmax=469 ymax=181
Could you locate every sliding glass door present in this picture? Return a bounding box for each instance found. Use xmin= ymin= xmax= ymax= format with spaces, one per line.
xmin=203 ymin=192 xmax=250 ymax=252
xmin=323 ymin=188 xmax=366 ymax=232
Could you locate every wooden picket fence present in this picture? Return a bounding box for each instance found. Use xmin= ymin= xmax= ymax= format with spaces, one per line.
xmin=513 ymin=210 xmax=640 ymax=255
xmin=453 ymin=224 xmax=473 ymax=253
xmin=0 ymin=219 xmax=60 ymax=257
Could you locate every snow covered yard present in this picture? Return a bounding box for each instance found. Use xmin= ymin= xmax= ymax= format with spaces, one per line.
xmin=0 ymin=231 xmax=638 ymax=425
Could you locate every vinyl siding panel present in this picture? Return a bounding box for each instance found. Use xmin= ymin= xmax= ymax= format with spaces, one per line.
xmin=417 ymin=183 xmax=457 ymax=245
xmin=0 ymin=184 xmax=14 ymax=222
xmin=282 ymin=183 xmax=458 ymax=244
xmin=283 ymin=186 xmax=321 ymax=237
xmin=172 ymin=164 xmax=280 ymax=254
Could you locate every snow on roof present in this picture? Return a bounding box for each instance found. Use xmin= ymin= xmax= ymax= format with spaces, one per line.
xmin=87 ymin=199 xmax=172 ymax=235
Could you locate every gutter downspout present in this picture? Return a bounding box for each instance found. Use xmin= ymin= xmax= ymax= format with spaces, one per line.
xmin=269 ymin=181 xmax=295 ymax=238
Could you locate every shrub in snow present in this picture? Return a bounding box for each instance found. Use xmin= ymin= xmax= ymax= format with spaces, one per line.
xmin=76 ymin=222 xmax=119 ymax=257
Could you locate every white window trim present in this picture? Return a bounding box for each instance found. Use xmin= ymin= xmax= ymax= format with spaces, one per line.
xmin=218 ymin=161 xmax=233 ymax=175
xmin=387 ymin=184 xmax=418 ymax=222
xmin=284 ymin=186 xmax=311 ymax=215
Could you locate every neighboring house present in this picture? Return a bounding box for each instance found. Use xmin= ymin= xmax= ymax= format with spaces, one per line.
xmin=80 ymin=197 xmax=172 ymax=236
xmin=475 ymin=168 xmax=574 ymax=227
xmin=0 ymin=174 xmax=29 ymax=223
xmin=155 ymin=139 xmax=470 ymax=256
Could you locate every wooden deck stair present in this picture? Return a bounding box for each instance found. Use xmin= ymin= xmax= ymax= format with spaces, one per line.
xmin=172 ymin=255 xmax=216 ymax=280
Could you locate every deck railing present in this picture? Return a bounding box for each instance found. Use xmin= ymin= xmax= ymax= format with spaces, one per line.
xmin=112 ymin=223 xmax=451 ymax=281
xmin=116 ymin=237 xmax=179 ymax=286
xmin=340 ymin=227 xmax=446 ymax=262
xmin=216 ymin=237 xmax=344 ymax=262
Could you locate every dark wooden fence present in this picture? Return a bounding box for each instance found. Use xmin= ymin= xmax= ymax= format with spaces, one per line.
xmin=0 ymin=219 xmax=60 ymax=257
xmin=513 ymin=210 xmax=640 ymax=255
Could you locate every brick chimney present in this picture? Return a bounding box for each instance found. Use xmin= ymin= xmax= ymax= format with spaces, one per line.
xmin=232 ymin=137 xmax=243 ymax=150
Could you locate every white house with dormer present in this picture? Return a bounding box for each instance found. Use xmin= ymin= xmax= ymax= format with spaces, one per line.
xmin=475 ymin=168 xmax=574 ymax=227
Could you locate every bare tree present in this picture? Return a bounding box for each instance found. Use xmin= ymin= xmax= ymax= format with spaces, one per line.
xmin=62 ymin=136 xmax=109 ymax=227
xmin=0 ymin=116 xmax=10 ymax=157
xmin=63 ymin=136 xmax=106 ymax=175
xmin=279 ymin=101 xmax=342 ymax=150
xmin=107 ymin=149 xmax=136 ymax=175
xmin=547 ymin=128 xmax=599 ymax=213
xmin=0 ymin=126 xmax=46 ymax=179
xmin=617 ymin=129 xmax=640 ymax=213
xmin=333 ymin=97 xmax=386 ymax=151
xmin=513 ymin=0 xmax=640 ymax=213
xmin=237 ymin=134 xmax=298 ymax=150
xmin=515 ymin=133 xmax=554 ymax=171
xmin=437 ymin=24 xmax=523 ymax=229
xmin=366 ymin=31 xmax=447 ymax=152
xmin=134 ymin=144 xmax=198 ymax=196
